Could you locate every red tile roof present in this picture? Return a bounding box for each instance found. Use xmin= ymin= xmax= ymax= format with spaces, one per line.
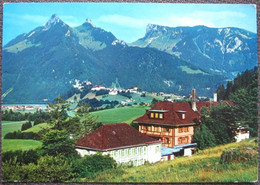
xmin=196 ymin=100 xmax=234 ymax=112
xmin=134 ymin=101 xmax=200 ymax=126
xmin=134 ymin=100 xmax=234 ymax=126
xmin=76 ymin=123 xmax=161 ymax=151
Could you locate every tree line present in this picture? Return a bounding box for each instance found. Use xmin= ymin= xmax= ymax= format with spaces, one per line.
xmin=193 ymin=67 xmax=258 ymax=149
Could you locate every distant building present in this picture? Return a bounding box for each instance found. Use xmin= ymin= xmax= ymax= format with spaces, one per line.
xmin=75 ymin=123 xmax=162 ymax=166
xmin=91 ymin=85 xmax=106 ymax=91
xmin=235 ymin=126 xmax=250 ymax=142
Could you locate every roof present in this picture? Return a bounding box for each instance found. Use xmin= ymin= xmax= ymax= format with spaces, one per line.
xmin=134 ymin=100 xmax=234 ymax=126
xmin=196 ymin=100 xmax=234 ymax=112
xmin=134 ymin=101 xmax=200 ymax=126
xmin=76 ymin=123 xmax=161 ymax=151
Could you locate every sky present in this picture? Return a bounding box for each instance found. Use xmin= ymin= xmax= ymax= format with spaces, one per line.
xmin=2 ymin=2 xmax=257 ymax=46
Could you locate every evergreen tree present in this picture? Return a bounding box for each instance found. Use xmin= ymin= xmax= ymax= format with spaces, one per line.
xmin=193 ymin=123 xmax=216 ymax=150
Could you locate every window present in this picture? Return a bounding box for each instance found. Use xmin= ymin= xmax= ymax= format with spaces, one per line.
xmin=178 ymin=127 xmax=183 ymax=133
xmin=152 ymin=126 xmax=154 ymax=131
xmin=148 ymin=126 xmax=152 ymax=131
xmin=155 ymin=113 xmax=159 ymax=118
xmin=159 ymin=113 xmax=163 ymax=119
xmin=184 ymin=127 xmax=189 ymax=132
xmin=165 ymin=138 xmax=170 ymax=144
xmin=150 ymin=112 xmax=154 ymax=118
xmin=122 ymin=149 xmax=125 ymax=157
xmin=138 ymin=147 xmax=141 ymax=155
xmin=154 ymin=126 xmax=158 ymax=132
xmin=164 ymin=127 xmax=169 ymax=132
xmin=135 ymin=148 xmax=138 ymax=155
xmin=178 ymin=136 xmax=189 ymax=144
xmin=182 ymin=113 xmax=185 ymax=119
xmin=129 ymin=148 xmax=132 ymax=156
xmin=125 ymin=149 xmax=129 ymax=157
xmin=144 ymin=147 xmax=146 ymax=155
xmin=158 ymin=127 xmax=162 ymax=132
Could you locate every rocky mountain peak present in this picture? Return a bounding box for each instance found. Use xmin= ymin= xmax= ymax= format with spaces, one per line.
xmin=44 ymin=14 xmax=62 ymax=30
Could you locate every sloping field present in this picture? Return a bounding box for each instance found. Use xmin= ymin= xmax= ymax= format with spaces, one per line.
xmin=91 ymin=106 xmax=149 ymax=124
xmin=1 ymin=121 xmax=26 ymax=138
xmin=88 ymin=138 xmax=258 ymax=183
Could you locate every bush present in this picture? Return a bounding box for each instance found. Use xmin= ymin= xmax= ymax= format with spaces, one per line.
xmin=21 ymin=121 xmax=32 ymax=131
xmin=2 ymin=149 xmax=40 ymax=165
xmin=78 ymin=153 xmax=117 ymax=178
xmin=4 ymin=131 xmax=40 ymax=140
xmin=220 ymin=147 xmax=258 ymax=164
xmin=2 ymin=154 xmax=75 ymax=182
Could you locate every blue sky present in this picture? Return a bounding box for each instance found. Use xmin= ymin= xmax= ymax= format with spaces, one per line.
xmin=2 ymin=2 xmax=257 ymax=46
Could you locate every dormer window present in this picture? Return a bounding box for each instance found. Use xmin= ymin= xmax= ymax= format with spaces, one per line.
xmin=176 ymin=110 xmax=186 ymax=120
xmin=149 ymin=110 xmax=168 ymax=119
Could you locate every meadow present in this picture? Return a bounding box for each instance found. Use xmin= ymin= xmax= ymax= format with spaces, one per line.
xmin=2 ymin=120 xmax=27 ymax=138
xmin=91 ymin=106 xmax=149 ymax=124
xmin=86 ymin=138 xmax=258 ymax=183
xmin=1 ymin=106 xmax=148 ymax=152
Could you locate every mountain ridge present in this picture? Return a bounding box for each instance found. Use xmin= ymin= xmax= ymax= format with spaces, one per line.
xmin=3 ymin=15 xmax=255 ymax=103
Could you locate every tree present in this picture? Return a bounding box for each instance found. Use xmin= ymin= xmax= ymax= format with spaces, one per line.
xmin=74 ymin=102 xmax=100 ymax=138
xmin=200 ymin=105 xmax=237 ymax=145
xmin=230 ymin=88 xmax=258 ymax=136
xmin=193 ymin=123 xmax=216 ymax=150
xmin=42 ymin=129 xmax=78 ymax=157
xmin=21 ymin=121 xmax=32 ymax=131
xmin=47 ymin=95 xmax=69 ymax=130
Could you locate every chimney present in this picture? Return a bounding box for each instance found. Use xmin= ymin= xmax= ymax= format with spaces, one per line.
xmin=213 ymin=93 xmax=217 ymax=102
xmin=191 ymin=89 xmax=197 ymax=111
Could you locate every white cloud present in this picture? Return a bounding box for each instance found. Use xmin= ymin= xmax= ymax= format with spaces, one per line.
xmin=97 ymin=10 xmax=247 ymax=30
xmin=98 ymin=14 xmax=150 ymax=28
xmin=60 ymin=15 xmax=82 ymax=27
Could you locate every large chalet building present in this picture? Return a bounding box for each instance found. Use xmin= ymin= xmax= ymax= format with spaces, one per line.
xmin=133 ymin=89 xmax=233 ymax=149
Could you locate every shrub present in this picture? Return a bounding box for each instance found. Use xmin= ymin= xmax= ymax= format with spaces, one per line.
xmin=4 ymin=131 xmax=40 ymax=140
xmin=220 ymin=147 xmax=258 ymax=164
xmin=79 ymin=153 xmax=117 ymax=178
xmin=2 ymin=149 xmax=40 ymax=165
xmin=2 ymin=154 xmax=75 ymax=182
xmin=21 ymin=121 xmax=32 ymax=131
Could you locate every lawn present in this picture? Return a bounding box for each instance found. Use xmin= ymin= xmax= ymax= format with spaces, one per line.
xmin=88 ymin=138 xmax=258 ymax=183
xmin=91 ymin=106 xmax=149 ymax=124
xmin=2 ymin=139 xmax=42 ymax=152
xmin=1 ymin=120 xmax=27 ymax=138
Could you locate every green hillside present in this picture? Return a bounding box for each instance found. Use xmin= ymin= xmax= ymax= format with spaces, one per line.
xmin=2 ymin=121 xmax=26 ymax=138
xmin=91 ymin=106 xmax=149 ymax=124
xmin=87 ymin=138 xmax=258 ymax=183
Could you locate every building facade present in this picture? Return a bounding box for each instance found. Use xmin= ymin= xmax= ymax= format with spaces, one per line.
xmin=75 ymin=123 xmax=161 ymax=166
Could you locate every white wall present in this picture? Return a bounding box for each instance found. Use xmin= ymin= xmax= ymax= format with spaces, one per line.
xmin=76 ymin=143 xmax=161 ymax=166
xmin=235 ymin=132 xmax=250 ymax=142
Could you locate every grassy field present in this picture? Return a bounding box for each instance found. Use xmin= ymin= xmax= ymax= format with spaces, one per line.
xmin=23 ymin=122 xmax=50 ymax=133
xmin=87 ymin=138 xmax=258 ymax=183
xmin=1 ymin=121 xmax=27 ymax=138
xmin=91 ymin=106 xmax=149 ymax=124
xmin=2 ymin=139 xmax=42 ymax=152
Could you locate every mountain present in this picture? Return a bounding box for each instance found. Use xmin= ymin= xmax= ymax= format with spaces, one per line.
xmin=2 ymin=15 xmax=228 ymax=103
xmin=130 ymin=24 xmax=257 ymax=78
